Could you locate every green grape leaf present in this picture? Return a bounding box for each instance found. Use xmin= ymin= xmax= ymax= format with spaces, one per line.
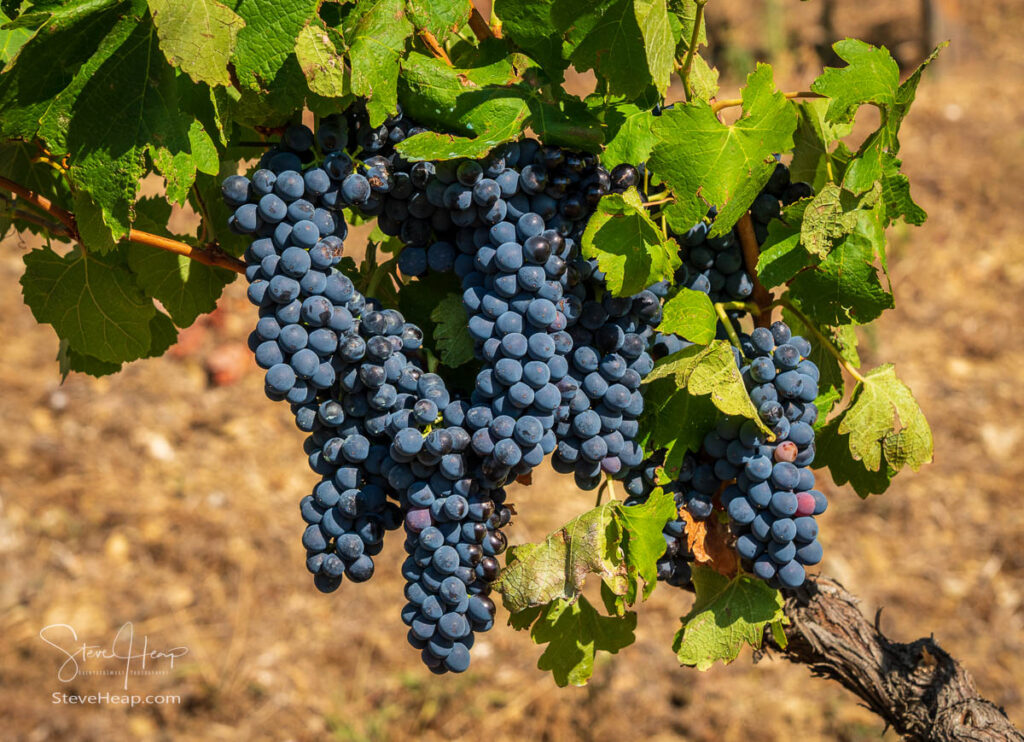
xmin=649 ymin=64 xmax=797 ymax=236
xmin=787 ymin=207 xmax=892 ymax=326
xmin=396 ymin=271 xmax=460 ymax=355
xmin=71 ymin=191 xmax=118 ymax=253
xmin=21 ymin=246 xmax=156 ymax=364
xmin=57 ymin=340 xmax=123 ymax=379
xmin=233 ymin=0 xmax=319 ymax=90
xmin=656 ymin=288 xmax=716 ymax=345
xmin=147 ymin=0 xmax=244 ymax=87
xmin=0 ymin=0 xmax=139 ymax=143
xmin=645 ymin=341 xmax=770 ymax=434
xmin=815 ymin=419 xmax=895 ymax=497
xmin=811 ymin=38 xmax=901 ymax=123
xmin=755 ymin=212 xmax=817 ymax=288
xmin=395 ymin=129 xmax=511 ymax=161
xmin=493 ymin=0 xmax=566 ymax=76
xmin=126 ymin=199 xmax=232 ymax=328
xmin=674 ymin=566 xmax=785 ymax=670
xmin=429 ymin=292 xmax=475 ymax=368
xmin=829 ymin=363 xmax=933 ymax=477
xmin=63 ymin=20 xmax=219 ymax=241
xmin=800 ymin=182 xmax=866 ymax=259
xmin=396 ymin=52 xmax=529 ymax=160
xmin=294 ymin=20 xmax=349 ymax=98
xmin=669 ymin=0 xmax=715 ymax=99
xmin=0 ymin=0 xmax=122 ymax=30
xmin=581 ymin=187 xmax=681 ymax=297
xmin=633 ymin=0 xmax=674 ymax=96
xmin=219 ymin=54 xmax=308 ymax=127
xmin=568 ymin=0 xmax=649 ymax=98
xmin=878 ymin=152 xmax=926 ymax=226
xmin=667 ymin=0 xmax=706 ymax=50
xmin=640 ymin=375 xmax=718 ymax=477
xmin=524 ymin=597 xmax=637 ymax=687
xmin=788 ymin=99 xmax=853 ymax=191
xmin=405 ymin=0 xmax=470 ymax=41
xmin=0 ymin=7 xmax=31 ymax=61
xmin=616 ymin=488 xmax=677 ymax=604
xmin=684 ymin=52 xmax=719 ymax=101
xmin=525 ymin=94 xmax=605 ymax=152
xmin=58 ymin=311 xmax=179 ymax=379
xmin=346 ymin=0 xmax=412 ymax=126
xmin=815 ymin=40 xmax=944 ymax=216
xmin=598 ymin=101 xmax=659 ymax=170
xmin=495 ymin=501 xmax=627 ymax=613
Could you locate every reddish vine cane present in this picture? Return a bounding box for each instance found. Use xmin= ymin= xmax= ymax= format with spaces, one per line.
xmin=0 ymin=176 xmax=246 ymax=275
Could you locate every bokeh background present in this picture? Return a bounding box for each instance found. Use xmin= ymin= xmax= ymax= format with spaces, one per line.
xmin=2 ymin=1 xmax=1022 ymax=740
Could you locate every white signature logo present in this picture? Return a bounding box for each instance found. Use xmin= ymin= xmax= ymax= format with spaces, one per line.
xmin=39 ymin=623 xmax=189 ymax=690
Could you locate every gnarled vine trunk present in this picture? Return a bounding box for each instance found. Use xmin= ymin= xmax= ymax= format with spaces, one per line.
xmin=765 ymin=576 xmax=1023 ymax=742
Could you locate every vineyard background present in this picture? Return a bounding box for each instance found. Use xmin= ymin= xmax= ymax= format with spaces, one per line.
xmin=1 ymin=1 xmax=1022 ymax=740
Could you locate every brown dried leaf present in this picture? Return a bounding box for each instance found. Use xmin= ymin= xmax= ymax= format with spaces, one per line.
xmin=682 ymin=510 xmax=739 ymax=577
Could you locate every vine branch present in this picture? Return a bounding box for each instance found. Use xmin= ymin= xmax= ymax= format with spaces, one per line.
xmin=0 ymin=176 xmax=246 ymax=275
xmin=712 ymin=91 xmax=823 ymax=114
xmin=767 ymin=576 xmax=1023 ymax=742
xmin=126 ymin=228 xmax=246 ymax=274
xmin=735 ymin=213 xmax=774 ymax=328
xmin=468 ymin=3 xmax=497 ymax=40
xmin=680 ymin=0 xmax=709 ymax=102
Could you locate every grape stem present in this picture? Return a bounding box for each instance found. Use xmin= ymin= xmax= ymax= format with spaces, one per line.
xmin=713 ymin=302 xmax=745 ymax=354
xmin=680 ymin=0 xmax=710 ymax=102
xmin=774 ymin=296 xmax=867 ymax=384
xmin=642 ymin=196 xmax=674 ymax=207
xmin=718 ymin=300 xmax=761 ymax=314
xmin=595 ymin=477 xmax=616 ymax=506
xmin=468 ymin=4 xmax=498 ymax=40
xmin=0 ymin=175 xmax=246 ymax=274
xmin=365 ymin=258 xmax=395 ymax=299
xmin=711 ymin=91 xmax=823 ymax=114
xmin=735 ymin=213 xmax=774 ymax=328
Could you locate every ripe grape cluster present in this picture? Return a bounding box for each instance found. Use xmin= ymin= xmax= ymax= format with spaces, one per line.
xmin=223 ymin=107 xmax=830 ymax=673
xmin=339 ymin=105 xmax=658 ymax=494
xmin=635 ymin=321 xmax=827 ymax=590
xmin=720 ymin=320 xmax=826 ymax=588
xmin=224 ymin=124 xmax=511 ymax=673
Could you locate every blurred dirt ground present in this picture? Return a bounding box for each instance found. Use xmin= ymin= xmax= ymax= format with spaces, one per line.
xmin=2 ymin=2 xmax=1023 ymax=740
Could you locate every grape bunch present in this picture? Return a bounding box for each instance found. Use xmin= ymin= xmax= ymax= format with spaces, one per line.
xmin=712 ymin=320 xmax=826 ymax=588
xmin=223 ymin=123 xmax=513 ymax=672
xmin=621 ymin=319 xmax=827 ymax=590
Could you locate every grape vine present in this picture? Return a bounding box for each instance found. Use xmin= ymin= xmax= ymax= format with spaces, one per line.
xmin=4 ymin=3 xmax=1010 ymax=739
